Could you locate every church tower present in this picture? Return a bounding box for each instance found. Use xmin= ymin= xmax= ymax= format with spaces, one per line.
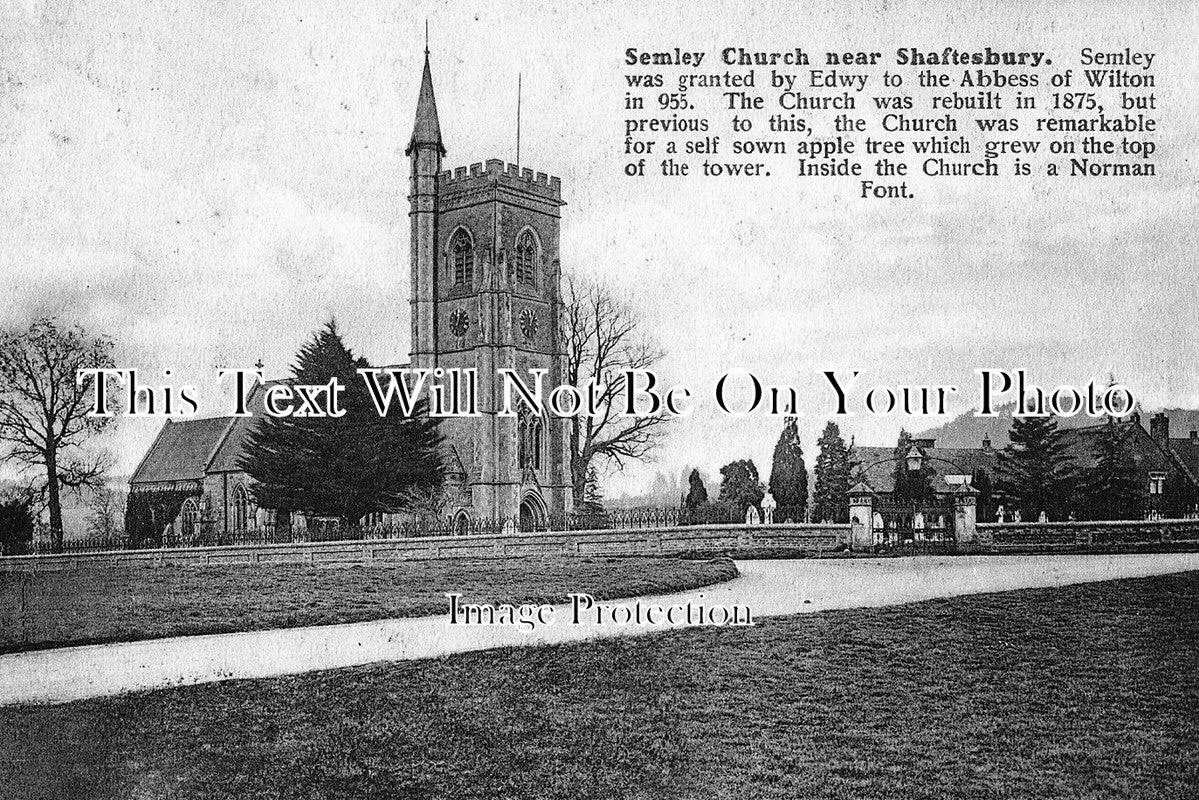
xmin=406 ymin=50 xmax=573 ymax=527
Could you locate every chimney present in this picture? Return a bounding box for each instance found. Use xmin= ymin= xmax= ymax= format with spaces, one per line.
xmin=1150 ymin=412 xmax=1170 ymax=445
xmin=982 ymin=436 xmax=992 ymax=451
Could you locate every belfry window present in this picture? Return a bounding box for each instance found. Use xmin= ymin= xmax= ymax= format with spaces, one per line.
xmin=452 ymin=231 xmax=473 ymax=286
xmin=515 ymin=231 xmax=536 ymax=286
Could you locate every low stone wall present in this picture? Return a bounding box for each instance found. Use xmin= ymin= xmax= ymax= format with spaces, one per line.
xmin=0 ymin=523 xmax=850 ymax=572
xmin=980 ymin=518 xmax=1199 ymax=550
xmin=9 ymin=519 xmax=1199 ymax=572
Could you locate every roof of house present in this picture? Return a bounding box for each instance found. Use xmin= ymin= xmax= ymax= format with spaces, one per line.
xmin=853 ymin=444 xmax=999 ymax=494
xmin=1165 ymin=438 xmax=1199 ymax=489
xmin=854 ymin=419 xmax=1199 ymax=497
xmin=1170 ymin=431 xmax=1199 ymax=470
xmin=1060 ymin=420 xmax=1175 ymax=475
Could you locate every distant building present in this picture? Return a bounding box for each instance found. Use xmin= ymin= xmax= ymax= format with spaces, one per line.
xmin=852 ymin=437 xmax=998 ymax=541
xmin=1149 ymin=412 xmax=1199 ymax=517
xmin=1059 ymin=413 xmax=1197 ymax=519
xmin=853 ymin=412 xmax=1199 ymax=542
xmin=853 ymin=437 xmax=1000 ymax=500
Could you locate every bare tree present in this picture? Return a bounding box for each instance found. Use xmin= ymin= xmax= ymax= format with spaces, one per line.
xmin=87 ymin=485 xmax=125 ymax=540
xmin=0 ymin=318 xmax=116 ymax=552
xmin=561 ymin=277 xmax=670 ymax=506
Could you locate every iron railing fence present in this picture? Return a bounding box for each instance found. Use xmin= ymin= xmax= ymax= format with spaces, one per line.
xmin=22 ymin=504 xmax=819 ymax=555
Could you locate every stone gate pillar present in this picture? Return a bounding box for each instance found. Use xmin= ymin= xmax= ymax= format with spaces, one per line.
xmin=954 ymin=483 xmax=979 ymax=545
xmin=848 ymin=482 xmax=875 ymax=551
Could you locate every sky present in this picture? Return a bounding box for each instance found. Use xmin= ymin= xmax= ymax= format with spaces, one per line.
xmin=1 ymin=0 xmax=1196 ymax=495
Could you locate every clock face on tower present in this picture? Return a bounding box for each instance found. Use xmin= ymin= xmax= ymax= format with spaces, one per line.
xmin=519 ymin=308 xmax=539 ymax=341
xmin=449 ymin=307 xmax=469 ymax=337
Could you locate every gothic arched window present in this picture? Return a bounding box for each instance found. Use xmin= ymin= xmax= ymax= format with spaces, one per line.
xmin=518 ymin=408 xmax=544 ymax=471
xmin=517 ymin=412 xmax=527 ymax=469
xmin=452 ymin=230 xmax=474 ymax=287
xmin=531 ymin=418 xmax=543 ymax=470
xmin=515 ymin=231 xmax=537 ymax=286
xmin=180 ymin=498 xmax=199 ymax=539
xmin=233 ymin=484 xmax=250 ymax=533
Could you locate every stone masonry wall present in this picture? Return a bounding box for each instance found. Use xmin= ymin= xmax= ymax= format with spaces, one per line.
xmin=0 ymin=524 xmax=849 ymax=572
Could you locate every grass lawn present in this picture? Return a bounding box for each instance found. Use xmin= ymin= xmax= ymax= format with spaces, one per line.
xmin=0 ymin=556 xmax=737 ymax=653
xmin=2 ymin=572 xmax=1197 ymax=799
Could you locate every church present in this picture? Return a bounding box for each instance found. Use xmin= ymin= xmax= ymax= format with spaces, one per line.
xmin=129 ymin=49 xmax=575 ymax=538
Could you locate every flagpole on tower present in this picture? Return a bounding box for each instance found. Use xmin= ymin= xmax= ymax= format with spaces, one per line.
xmin=516 ymin=73 xmax=522 ymax=166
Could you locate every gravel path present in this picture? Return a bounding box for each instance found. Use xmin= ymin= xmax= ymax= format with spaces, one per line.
xmin=3 ymin=552 xmax=1197 ymax=706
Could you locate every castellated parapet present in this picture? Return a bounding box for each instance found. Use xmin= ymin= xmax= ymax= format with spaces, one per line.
xmin=438 ymin=158 xmax=563 ymax=201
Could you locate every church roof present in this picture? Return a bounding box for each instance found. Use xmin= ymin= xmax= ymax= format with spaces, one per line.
xmin=407 ymin=54 xmax=445 ymax=155
xmin=130 ymin=416 xmax=235 ymax=485
xmin=205 ymin=380 xmax=285 ymax=472
xmin=206 ymin=415 xmax=257 ymax=473
xmin=129 ymin=380 xmax=282 ymax=485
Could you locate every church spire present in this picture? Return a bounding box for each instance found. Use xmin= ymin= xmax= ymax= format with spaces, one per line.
xmin=407 ymin=39 xmax=446 ymax=156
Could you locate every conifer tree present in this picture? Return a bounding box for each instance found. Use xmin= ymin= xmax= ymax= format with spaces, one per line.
xmin=996 ymin=415 xmax=1079 ymax=521
xmin=971 ymin=467 xmax=994 ymax=521
xmin=1080 ymin=419 xmax=1142 ymax=520
xmin=240 ymin=321 xmax=443 ymax=526
xmin=813 ymin=422 xmax=851 ymax=523
xmin=1165 ymin=470 xmax=1198 ymax=519
xmin=681 ymin=467 xmax=710 ymax=524
xmin=768 ymin=417 xmax=808 ymax=515
xmin=717 ymin=459 xmax=764 ymax=518
xmin=0 ymin=495 xmax=34 ymax=556
xmin=682 ymin=468 xmax=709 ymax=509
